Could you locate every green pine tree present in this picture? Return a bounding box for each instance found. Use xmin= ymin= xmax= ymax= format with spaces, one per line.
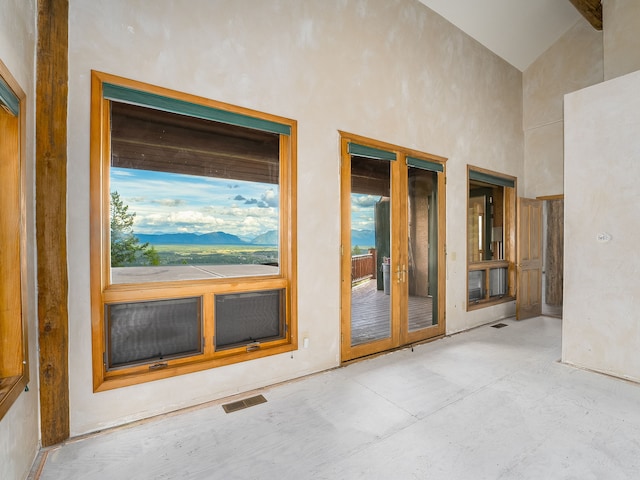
xmin=110 ymin=191 xmax=159 ymax=266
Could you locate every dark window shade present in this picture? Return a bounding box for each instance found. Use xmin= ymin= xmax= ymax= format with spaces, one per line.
xmin=103 ymin=82 xmax=291 ymax=135
xmin=469 ymin=170 xmax=515 ymax=188
xmin=407 ymin=156 xmax=444 ymax=173
xmin=110 ymin=102 xmax=280 ymax=184
xmin=215 ymin=289 xmax=285 ymax=350
xmin=351 ymin=155 xmax=391 ymax=196
xmin=0 ymin=76 xmax=19 ymax=116
xmin=106 ymin=297 xmax=202 ymax=369
xmin=348 ymin=142 xmax=397 ymax=161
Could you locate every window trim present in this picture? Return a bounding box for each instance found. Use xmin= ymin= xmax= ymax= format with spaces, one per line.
xmin=466 ymin=165 xmax=516 ymax=311
xmin=90 ymin=71 xmax=297 ymax=391
xmin=0 ymin=61 xmax=29 ymax=421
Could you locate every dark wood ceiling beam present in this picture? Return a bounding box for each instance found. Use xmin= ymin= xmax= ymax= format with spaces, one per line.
xmin=568 ymin=0 xmax=603 ymax=30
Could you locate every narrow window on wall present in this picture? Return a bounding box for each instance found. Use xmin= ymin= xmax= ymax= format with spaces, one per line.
xmin=0 ymin=67 xmax=29 ymax=420
xmin=90 ymin=71 xmax=297 ymax=390
xmin=467 ymin=166 xmax=516 ymax=309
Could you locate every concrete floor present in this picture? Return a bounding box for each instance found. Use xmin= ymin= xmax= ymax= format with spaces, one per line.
xmin=34 ymin=316 xmax=640 ymax=479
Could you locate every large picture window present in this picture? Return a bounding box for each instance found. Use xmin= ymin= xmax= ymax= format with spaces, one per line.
xmin=91 ymin=71 xmax=297 ymax=390
xmin=0 ymin=65 xmax=28 ymax=420
xmin=467 ymin=166 xmax=516 ymax=309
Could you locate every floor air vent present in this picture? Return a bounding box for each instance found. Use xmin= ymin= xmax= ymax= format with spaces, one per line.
xmin=222 ymin=395 xmax=267 ymax=413
xmin=491 ymin=323 xmax=508 ymax=329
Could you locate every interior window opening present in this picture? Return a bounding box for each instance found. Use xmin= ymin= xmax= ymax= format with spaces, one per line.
xmin=467 ymin=167 xmax=515 ymax=309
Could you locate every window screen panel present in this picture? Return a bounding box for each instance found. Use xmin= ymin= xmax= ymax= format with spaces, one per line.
xmin=489 ymin=267 xmax=508 ymax=297
xmin=106 ymin=297 xmax=202 ymax=369
xmin=468 ymin=270 xmax=486 ymax=302
xmin=215 ymin=289 xmax=285 ymax=349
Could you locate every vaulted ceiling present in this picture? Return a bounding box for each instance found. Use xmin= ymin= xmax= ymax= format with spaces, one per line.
xmin=417 ymin=0 xmax=602 ymax=71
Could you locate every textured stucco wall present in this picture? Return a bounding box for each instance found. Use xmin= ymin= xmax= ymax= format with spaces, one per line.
xmin=0 ymin=1 xmax=40 ymax=479
xmin=68 ymin=0 xmax=523 ymax=435
xmin=603 ymin=0 xmax=640 ymax=80
xmin=563 ymin=69 xmax=640 ymax=382
xmin=523 ymin=20 xmax=603 ymax=198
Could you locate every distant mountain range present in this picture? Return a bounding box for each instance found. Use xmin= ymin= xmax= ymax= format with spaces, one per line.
xmin=137 ymin=230 xmax=278 ymax=246
xmin=136 ymin=229 xmax=373 ymax=247
xmin=251 ymin=230 xmax=278 ymax=245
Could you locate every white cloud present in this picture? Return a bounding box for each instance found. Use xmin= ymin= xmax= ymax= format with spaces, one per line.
xmin=112 ymin=167 xmax=280 ymax=237
xmin=111 ymin=169 xmax=136 ymax=177
xmin=261 ymin=188 xmax=278 ymax=207
xmin=352 ymin=194 xmax=380 ymax=208
xmin=136 ymin=210 xmax=225 ymax=232
xmin=152 ymin=198 xmax=187 ymax=207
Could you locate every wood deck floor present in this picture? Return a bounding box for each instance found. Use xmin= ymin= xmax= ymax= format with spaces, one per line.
xmin=351 ymin=279 xmax=434 ymax=346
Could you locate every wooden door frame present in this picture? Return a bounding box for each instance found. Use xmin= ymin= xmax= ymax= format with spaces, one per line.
xmin=339 ymin=132 xmax=446 ymax=362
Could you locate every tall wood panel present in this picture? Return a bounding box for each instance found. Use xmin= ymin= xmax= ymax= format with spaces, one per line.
xmin=0 ymin=110 xmax=21 ymax=379
xmin=36 ymin=0 xmax=70 ymax=446
xmin=545 ymin=199 xmax=564 ymax=306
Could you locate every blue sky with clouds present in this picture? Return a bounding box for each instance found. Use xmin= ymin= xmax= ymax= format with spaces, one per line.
xmin=112 ymin=167 xmax=382 ymax=239
xmin=111 ymin=167 xmax=279 ymax=240
xmin=351 ymin=193 xmax=379 ymax=232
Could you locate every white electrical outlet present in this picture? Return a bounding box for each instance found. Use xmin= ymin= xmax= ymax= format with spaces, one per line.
xmin=596 ymin=232 xmax=612 ymax=243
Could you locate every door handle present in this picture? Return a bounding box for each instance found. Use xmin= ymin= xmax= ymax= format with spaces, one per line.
xmin=396 ymin=264 xmax=407 ymax=283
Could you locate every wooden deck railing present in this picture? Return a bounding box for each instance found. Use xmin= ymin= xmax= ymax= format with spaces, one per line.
xmin=351 ymin=249 xmax=376 ymax=284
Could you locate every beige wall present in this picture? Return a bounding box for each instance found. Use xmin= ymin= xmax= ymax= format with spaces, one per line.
xmin=603 ymin=0 xmax=640 ymax=80
xmin=0 ymin=1 xmax=40 ymax=479
xmin=523 ymin=20 xmax=603 ymax=198
xmin=67 ymin=0 xmax=523 ymax=435
xmin=563 ymin=69 xmax=640 ymax=382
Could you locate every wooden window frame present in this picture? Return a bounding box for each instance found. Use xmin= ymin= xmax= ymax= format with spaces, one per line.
xmin=90 ymin=71 xmax=297 ymax=391
xmin=0 ymin=61 xmax=29 ymax=421
xmin=466 ymin=165 xmax=516 ymax=311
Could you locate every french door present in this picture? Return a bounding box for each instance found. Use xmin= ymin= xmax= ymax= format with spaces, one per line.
xmin=340 ymin=133 xmax=446 ymax=362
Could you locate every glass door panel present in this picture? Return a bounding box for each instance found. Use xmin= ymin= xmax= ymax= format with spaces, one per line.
xmin=350 ymin=156 xmax=392 ymax=347
xmin=406 ymin=166 xmax=438 ymax=334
